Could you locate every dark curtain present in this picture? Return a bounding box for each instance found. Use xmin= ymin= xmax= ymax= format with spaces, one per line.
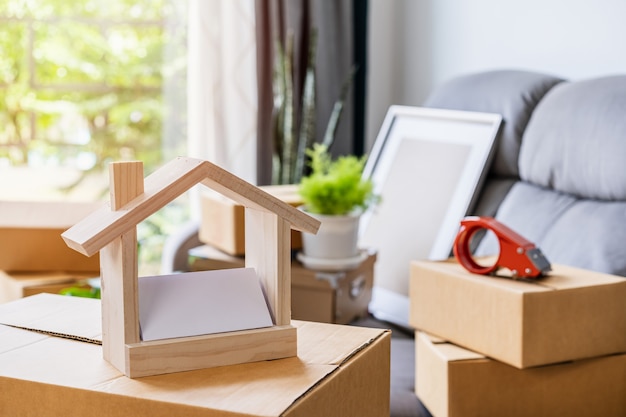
xmin=352 ymin=0 xmax=368 ymax=157
xmin=255 ymin=0 xmax=368 ymax=185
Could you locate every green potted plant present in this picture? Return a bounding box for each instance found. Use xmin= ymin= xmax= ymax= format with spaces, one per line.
xmin=297 ymin=143 xmax=378 ymax=268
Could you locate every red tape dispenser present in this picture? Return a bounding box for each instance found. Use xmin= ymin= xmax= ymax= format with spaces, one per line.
xmin=453 ymin=216 xmax=551 ymax=279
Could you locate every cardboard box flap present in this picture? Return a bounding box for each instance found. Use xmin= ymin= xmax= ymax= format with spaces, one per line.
xmin=415 ymin=261 xmax=549 ymax=294
xmin=417 ymin=332 xmax=484 ymax=362
xmin=540 ymin=264 xmax=626 ymax=289
xmin=296 ymin=321 xmax=390 ymax=366
xmin=415 ymin=259 xmax=625 ymax=293
xmin=0 ymin=270 xmax=93 ymax=286
xmin=0 ymin=293 xmax=101 ymax=344
xmin=260 ymin=184 xmax=302 ymax=205
xmin=0 ymin=324 xmax=49 ymax=354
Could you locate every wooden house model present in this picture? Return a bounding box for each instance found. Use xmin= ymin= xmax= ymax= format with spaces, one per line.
xmin=62 ymin=157 xmax=320 ymax=378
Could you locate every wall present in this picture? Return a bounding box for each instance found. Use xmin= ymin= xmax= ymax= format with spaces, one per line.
xmin=366 ymin=0 xmax=626 ymax=149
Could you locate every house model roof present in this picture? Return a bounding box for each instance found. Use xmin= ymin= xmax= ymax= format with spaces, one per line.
xmin=62 ymin=156 xmax=320 ymax=257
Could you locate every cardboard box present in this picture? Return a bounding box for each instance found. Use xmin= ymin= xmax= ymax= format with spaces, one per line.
xmin=200 ymin=185 xmax=303 ymax=256
xmin=0 ymin=270 xmax=96 ymax=304
xmin=0 ymin=294 xmax=390 ymax=417
xmin=189 ymin=245 xmax=375 ymax=324
xmin=189 ymin=244 xmax=246 ymax=271
xmin=410 ymin=259 xmax=626 ymax=368
xmin=416 ymin=331 xmax=626 ymax=417
xmin=291 ymin=250 xmax=376 ymax=324
xmin=0 ymin=201 xmax=101 ymax=273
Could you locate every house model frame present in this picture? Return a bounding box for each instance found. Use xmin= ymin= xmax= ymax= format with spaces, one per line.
xmin=62 ymin=157 xmax=320 ymax=378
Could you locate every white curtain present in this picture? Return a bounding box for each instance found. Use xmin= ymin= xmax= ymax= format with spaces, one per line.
xmin=188 ymin=0 xmax=258 ymax=186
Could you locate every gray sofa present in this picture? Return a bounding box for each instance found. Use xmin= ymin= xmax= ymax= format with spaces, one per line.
xmin=433 ymin=70 xmax=626 ymax=273
xmin=383 ymin=69 xmax=626 ymax=416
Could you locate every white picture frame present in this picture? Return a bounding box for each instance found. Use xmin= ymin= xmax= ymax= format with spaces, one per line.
xmin=359 ymin=106 xmax=502 ymax=327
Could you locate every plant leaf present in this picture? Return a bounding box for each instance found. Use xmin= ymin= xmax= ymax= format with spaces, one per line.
xmin=322 ymin=64 xmax=358 ymax=150
xmin=294 ymin=28 xmax=318 ymax=184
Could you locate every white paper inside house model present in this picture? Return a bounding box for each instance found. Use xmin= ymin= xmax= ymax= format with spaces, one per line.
xmin=138 ymin=268 xmax=273 ymax=341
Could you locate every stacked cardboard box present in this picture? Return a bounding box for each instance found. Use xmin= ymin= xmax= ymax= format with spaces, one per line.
xmin=189 ymin=244 xmax=376 ymax=325
xmin=0 ymin=201 xmax=101 ymax=303
xmin=409 ymin=259 xmax=626 ymax=417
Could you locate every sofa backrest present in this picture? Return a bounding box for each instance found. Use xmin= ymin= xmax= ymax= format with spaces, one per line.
xmin=424 ymin=69 xmax=563 ymax=178
xmin=520 ymin=75 xmax=626 ymax=200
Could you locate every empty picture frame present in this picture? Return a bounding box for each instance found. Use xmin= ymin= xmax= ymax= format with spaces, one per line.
xmin=359 ymin=106 xmax=502 ymax=327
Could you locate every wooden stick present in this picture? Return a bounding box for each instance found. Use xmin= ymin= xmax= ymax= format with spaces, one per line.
xmin=101 ymin=162 xmax=143 ymax=371
xmin=245 ymin=208 xmax=292 ymax=326
xmin=109 ymin=161 xmax=144 ymax=210
xmin=100 ymin=230 xmax=140 ymax=370
xmin=125 ymin=325 xmax=296 ymax=378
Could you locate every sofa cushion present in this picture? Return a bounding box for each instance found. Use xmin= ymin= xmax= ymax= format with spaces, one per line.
xmin=475 ymin=182 xmax=574 ymax=254
xmin=520 ymin=75 xmax=626 ymax=200
xmin=477 ymin=182 xmax=626 ymax=276
xmin=424 ymin=70 xmax=563 ymax=178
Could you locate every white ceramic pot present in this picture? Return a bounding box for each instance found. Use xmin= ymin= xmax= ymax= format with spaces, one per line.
xmin=300 ymin=207 xmax=361 ymax=260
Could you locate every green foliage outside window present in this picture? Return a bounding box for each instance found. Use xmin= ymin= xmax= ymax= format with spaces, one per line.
xmin=0 ymin=0 xmax=186 ymax=182
xmin=0 ymin=0 xmax=188 ymax=276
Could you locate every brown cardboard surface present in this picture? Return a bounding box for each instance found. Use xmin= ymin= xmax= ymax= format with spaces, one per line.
xmin=189 ymin=244 xmax=245 ymax=271
xmin=0 ymin=294 xmax=390 ymax=417
xmin=0 ymin=293 xmax=102 ymax=342
xmin=199 ymin=185 xmax=303 ymax=256
xmin=416 ymin=332 xmax=626 ymax=417
xmin=0 ymin=201 xmax=101 ymax=273
xmin=291 ymin=251 xmax=375 ymax=324
xmin=0 ymin=270 xmax=96 ymax=303
xmin=410 ymin=259 xmax=626 ymax=368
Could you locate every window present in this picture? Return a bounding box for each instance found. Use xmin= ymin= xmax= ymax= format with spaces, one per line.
xmin=0 ymin=0 xmax=188 ymax=275
xmin=0 ymin=0 xmax=187 ymax=201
